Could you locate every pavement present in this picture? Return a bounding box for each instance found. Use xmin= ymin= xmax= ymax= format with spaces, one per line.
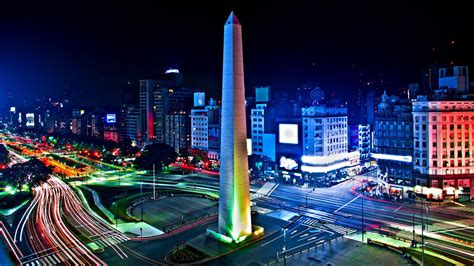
xmin=115 ymin=221 xmax=164 ymax=237
xmin=0 ymin=237 xmax=17 ymax=266
xmin=260 ymin=175 xmax=474 ymax=262
xmin=269 ymin=237 xmax=414 ymax=266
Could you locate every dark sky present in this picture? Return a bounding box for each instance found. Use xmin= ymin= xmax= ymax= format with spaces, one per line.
xmin=0 ymin=1 xmax=471 ymax=107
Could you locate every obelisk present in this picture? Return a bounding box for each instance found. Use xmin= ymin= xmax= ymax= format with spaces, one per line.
xmin=218 ymin=11 xmax=252 ymax=242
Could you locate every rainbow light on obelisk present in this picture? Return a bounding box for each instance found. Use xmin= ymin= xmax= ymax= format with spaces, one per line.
xmin=218 ymin=11 xmax=252 ymax=242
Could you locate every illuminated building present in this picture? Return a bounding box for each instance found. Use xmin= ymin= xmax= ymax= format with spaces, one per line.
xmin=250 ymin=87 xmax=271 ymax=157
xmin=214 ymin=11 xmax=252 ymax=243
xmin=139 ymin=70 xmax=194 ymax=144
xmin=119 ymin=82 xmax=140 ymax=142
xmin=421 ymin=63 xmax=439 ymax=96
xmin=190 ymin=93 xmax=221 ymax=160
xmin=373 ymin=91 xmax=413 ymax=197
xmin=165 ymin=111 xmax=189 ymax=153
xmin=412 ymin=98 xmax=474 ymax=199
xmin=119 ymin=105 xmax=140 ymax=143
xmin=251 ymin=88 xmax=298 ymax=164
xmin=300 ymin=101 xmax=354 ymax=175
xmin=302 ymin=104 xmax=347 ymax=157
xmin=104 ymin=113 xmax=119 ymax=143
xmin=71 ymin=109 xmax=86 ymax=135
xmin=438 ymin=65 xmax=469 ymax=94
xmin=349 ymin=124 xmax=371 ymax=161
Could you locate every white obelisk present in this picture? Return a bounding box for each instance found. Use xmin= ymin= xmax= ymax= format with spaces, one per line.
xmin=218 ymin=11 xmax=252 ymax=242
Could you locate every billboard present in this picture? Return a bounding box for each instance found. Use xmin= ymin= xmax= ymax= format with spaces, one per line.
xmin=106 ymin=114 xmax=116 ymax=124
xmin=279 ymin=156 xmax=298 ymax=170
xmin=279 ymin=124 xmax=298 ymax=144
xmin=246 ymin=138 xmax=252 ymax=156
xmin=26 ymin=113 xmax=34 ymax=127
xmin=194 ymin=92 xmax=205 ymax=107
xmin=255 ymin=87 xmax=270 ymax=103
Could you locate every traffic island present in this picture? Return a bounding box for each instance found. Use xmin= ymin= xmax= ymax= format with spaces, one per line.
xmin=169 ymin=245 xmax=209 ymax=264
xmin=166 ymin=214 xmax=280 ymax=264
xmin=206 ymin=224 xmax=264 ymax=245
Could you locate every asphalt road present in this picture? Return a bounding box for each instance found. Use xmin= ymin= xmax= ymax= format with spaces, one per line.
xmin=259 ymin=175 xmax=474 ymax=262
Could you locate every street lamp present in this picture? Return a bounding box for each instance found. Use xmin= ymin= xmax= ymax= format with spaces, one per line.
xmin=361 ymin=186 xmax=365 ymax=242
xmin=305 ymin=188 xmax=314 ymax=208
xmin=421 ymin=199 xmax=429 ymax=266
xmin=281 ymin=227 xmax=288 ymax=266
xmin=153 ymin=163 xmax=156 ymax=200
xmin=140 ymin=181 xmax=143 ymax=221
xmin=354 ymin=177 xmax=366 ymax=243
xmin=112 ymin=202 xmax=118 ymax=227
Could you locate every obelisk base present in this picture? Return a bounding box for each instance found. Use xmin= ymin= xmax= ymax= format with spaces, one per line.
xmin=206 ymin=224 xmax=264 ymax=245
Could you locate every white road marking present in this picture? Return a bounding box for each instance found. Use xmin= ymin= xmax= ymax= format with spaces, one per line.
xmin=334 ymin=195 xmax=361 ymax=213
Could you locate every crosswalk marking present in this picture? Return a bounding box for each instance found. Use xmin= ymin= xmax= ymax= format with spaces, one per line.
xmin=295 ymin=216 xmax=356 ymax=236
xmin=299 ymin=211 xmax=336 ymax=223
xmin=323 ymin=223 xmax=357 ymax=235
xmin=22 ymin=235 xmax=127 ymax=265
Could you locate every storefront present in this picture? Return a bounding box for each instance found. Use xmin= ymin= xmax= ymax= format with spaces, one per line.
xmin=429 ymin=175 xmax=473 ymax=200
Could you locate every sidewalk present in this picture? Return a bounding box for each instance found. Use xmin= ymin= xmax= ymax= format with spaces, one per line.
xmin=269 ymin=237 xmax=414 ymax=265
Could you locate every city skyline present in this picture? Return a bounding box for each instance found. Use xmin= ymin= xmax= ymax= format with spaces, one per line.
xmin=1 ymin=1 xmax=471 ymax=107
xmin=1 ymin=4 xmax=474 ymax=266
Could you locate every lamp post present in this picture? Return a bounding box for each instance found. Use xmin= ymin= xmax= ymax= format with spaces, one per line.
xmin=421 ymin=199 xmax=429 ymax=266
xmin=361 ymin=187 xmax=365 ymax=242
xmin=412 ymin=211 xmax=415 ymax=247
xmin=421 ymin=201 xmax=425 ymax=266
xmin=112 ymin=202 xmax=118 ymax=227
xmin=140 ymin=181 xmax=143 ymax=221
xmin=282 ymin=227 xmax=288 ymax=266
xmin=153 ymin=163 xmax=156 ymax=200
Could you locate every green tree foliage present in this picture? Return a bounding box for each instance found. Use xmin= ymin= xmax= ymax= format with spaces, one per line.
xmin=1 ymin=158 xmax=52 ymax=190
xmin=0 ymin=144 xmax=8 ymax=164
xmin=134 ymin=143 xmax=178 ymax=171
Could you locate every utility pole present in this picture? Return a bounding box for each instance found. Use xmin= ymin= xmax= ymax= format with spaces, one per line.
xmin=361 ymin=190 xmax=364 ymax=242
xmin=153 ymin=163 xmax=156 ymax=200
xmin=283 ymin=227 xmax=287 ymax=266
xmin=421 ymin=200 xmax=425 ymax=266
xmin=412 ymin=211 xmax=415 ymax=246
xmin=140 ymin=181 xmax=143 ymax=221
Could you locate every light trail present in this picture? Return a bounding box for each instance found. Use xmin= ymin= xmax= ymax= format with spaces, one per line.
xmin=20 ymin=176 xmax=129 ymax=265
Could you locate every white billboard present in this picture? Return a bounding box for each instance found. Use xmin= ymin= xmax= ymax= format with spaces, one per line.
xmin=106 ymin=114 xmax=116 ymax=123
xmin=26 ymin=113 xmax=34 ymax=127
xmin=279 ymin=124 xmax=298 ymax=144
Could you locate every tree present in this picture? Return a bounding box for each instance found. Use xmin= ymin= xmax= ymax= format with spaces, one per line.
xmin=119 ymin=138 xmax=139 ymax=156
xmin=134 ymin=143 xmax=178 ymax=171
xmin=248 ymin=155 xmax=272 ymax=179
xmin=0 ymin=144 xmax=8 ymax=165
xmin=2 ymin=158 xmax=52 ymax=190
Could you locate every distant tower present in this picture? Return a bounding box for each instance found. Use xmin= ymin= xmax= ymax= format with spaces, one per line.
xmin=218 ymin=11 xmax=252 ymax=241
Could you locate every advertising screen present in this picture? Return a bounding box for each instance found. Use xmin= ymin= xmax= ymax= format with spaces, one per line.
xmin=106 ymin=114 xmax=116 ymax=123
xmin=279 ymin=124 xmax=298 ymax=144
xmin=26 ymin=113 xmax=34 ymax=127
xmin=279 ymin=156 xmax=298 ymax=170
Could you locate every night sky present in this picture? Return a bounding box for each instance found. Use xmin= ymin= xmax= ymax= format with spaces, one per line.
xmin=0 ymin=1 xmax=471 ymax=107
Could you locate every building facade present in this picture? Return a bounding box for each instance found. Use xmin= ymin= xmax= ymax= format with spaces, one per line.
xmin=190 ymin=94 xmax=221 ymax=161
xmin=165 ymin=112 xmax=189 ymax=152
xmin=300 ymin=104 xmax=355 ymax=175
xmin=412 ymin=99 xmax=474 ymax=200
xmin=373 ymin=92 xmax=414 ymax=197
xmin=139 ymin=70 xmax=193 ymax=145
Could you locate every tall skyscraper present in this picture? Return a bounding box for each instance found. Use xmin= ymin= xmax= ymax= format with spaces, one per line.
xmin=139 ymin=70 xmax=194 ymax=145
xmin=217 ymin=11 xmax=252 ymax=242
